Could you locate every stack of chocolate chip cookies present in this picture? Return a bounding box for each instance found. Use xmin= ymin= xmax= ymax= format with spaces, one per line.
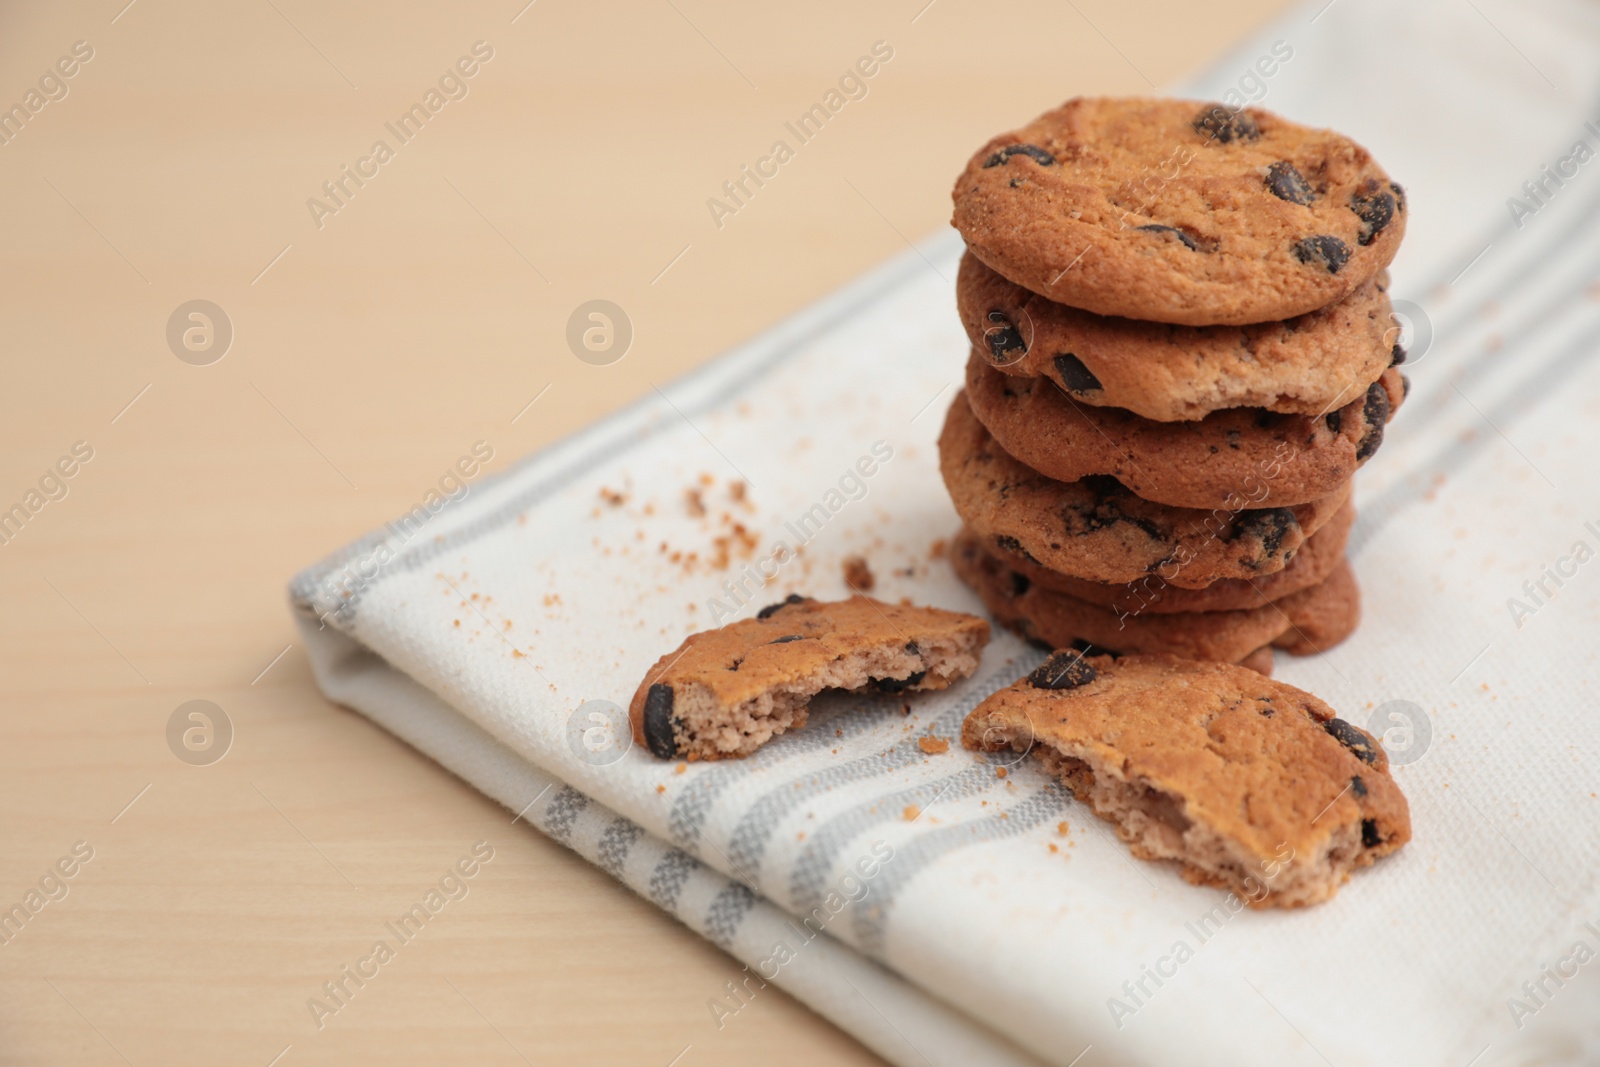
xmin=940 ymin=97 xmax=1409 ymax=675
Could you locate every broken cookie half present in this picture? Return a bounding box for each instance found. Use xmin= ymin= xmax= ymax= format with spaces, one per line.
xmin=962 ymin=651 xmax=1410 ymax=907
xmin=630 ymin=594 xmax=990 ymax=760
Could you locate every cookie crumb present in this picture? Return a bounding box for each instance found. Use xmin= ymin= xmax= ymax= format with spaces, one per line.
xmin=1057 ymin=820 xmax=1069 ymax=835
xmin=655 ymin=784 xmax=666 ymax=793
xmin=918 ymin=734 xmax=951 ymax=755
xmin=684 ymin=487 xmax=706 ymax=517
xmin=996 ymin=766 xmax=1008 ymax=778
xmin=929 ymin=538 xmax=948 ymax=560
xmin=902 ymin=805 xmax=921 ymax=821
xmin=674 ymin=762 xmax=687 ymax=775
xmin=843 ymin=555 xmax=875 ymax=592
xmin=599 ymin=487 xmax=627 ymax=507
xmin=1048 ymin=842 xmax=1059 ymax=854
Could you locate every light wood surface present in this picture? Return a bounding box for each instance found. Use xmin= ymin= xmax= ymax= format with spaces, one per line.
xmin=0 ymin=2 xmax=1291 ymax=1063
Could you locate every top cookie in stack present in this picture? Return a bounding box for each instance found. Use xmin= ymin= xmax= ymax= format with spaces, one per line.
xmin=940 ymin=97 xmax=1409 ymax=673
xmin=952 ymin=97 xmax=1405 ymax=326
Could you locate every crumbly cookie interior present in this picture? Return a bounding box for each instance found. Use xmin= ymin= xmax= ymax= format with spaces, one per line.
xmin=673 ymin=638 xmax=982 ymax=760
xmin=987 ymin=725 xmax=1364 ymax=907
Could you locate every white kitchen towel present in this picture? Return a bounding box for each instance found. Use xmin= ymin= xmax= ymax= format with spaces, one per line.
xmin=291 ymin=0 xmax=1600 ymax=1063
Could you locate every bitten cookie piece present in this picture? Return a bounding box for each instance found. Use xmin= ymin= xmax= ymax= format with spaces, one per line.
xmin=951 ymin=97 xmax=1406 ymax=325
xmin=629 ymin=595 xmax=990 ymax=760
xmin=951 ymin=528 xmax=1360 ymax=668
xmin=959 ymin=250 xmax=1399 ymax=422
xmin=939 ymin=391 xmax=1351 ymax=586
xmin=962 ymin=653 xmax=1410 ymax=907
xmin=964 ymin=350 xmax=1406 ymax=509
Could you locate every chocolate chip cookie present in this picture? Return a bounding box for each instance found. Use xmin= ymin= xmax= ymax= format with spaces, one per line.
xmin=952 ymin=527 xmax=1359 ymax=667
xmin=959 ymin=250 xmax=1401 ymax=421
xmin=962 ymin=652 xmax=1411 ymax=907
xmin=990 ymin=501 xmax=1355 ymax=615
xmin=952 ymin=97 xmax=1406 ymax=325
xmin=938 ymin=391 xmax=1352 ymax=586
xmin=963 ymin=350 xmax=1404 ymax=509
xmin=628 ymin=594 xmax=990 ymax=760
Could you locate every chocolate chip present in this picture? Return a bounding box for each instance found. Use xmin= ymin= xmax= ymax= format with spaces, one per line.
xmin=1053 ymin=353 xmax=1103 ymax=393
xmin=984 ymin=310 xmax=1027 ymax=364
xmin=1231 ymin=507 xmax=1297 ymax=558
xmin=1350 ymin=182 xmax=1396 ymax=245
xmin=1292 ymin=235 xmax=1350 ymax=274
xmin=1324 ymin=410 xmax=1342 ymax=434
xmin=1401 ymin=374 xmax=1411 ymax=399
xmin=1389 ymin=181 xmax=1407 ymax=213
xmin=1135 ymin=224 xmax=1199 ymax=251
xmin=1362 ymin=819 xmax=1382 ymax=848
xmin=1070 ymin=639 xmax=1117 ymax=658
xmin=1323 ymin=718 xmax=1380 ymax=764
xmin=994 ymin=534 xmax=1039 ymax=564
xmin=768 ymin=635 xmax=805 ymax=644
xmin=871 ymin=670 xmax=926 ymax=693
xmin=1265 ymin=161 xmax=1316 ymax=205
xmin=1354 ymin=380 xmax=1390 ymax=461
xmin=1028 ymin=650 xmax=1098 ymax=690
xmin=1390 ymin=343 xmax=1407 ymax=367
xmin=757 ymin=593 xmax=808 ymax=619
xmin=984 ymin=143 xmax=1055 ymax=168
xmin=1192 ymin=106 xmax=1260 ymax=144
xmin=905 ymin=641 xmax=920 ymax=655
xmin=1010 ymin=571 xmax=1031 ymax=598
xmin=1061 ymin=483 xmax=1168 ymax=542
xmin=642 ymin=684 xmax=678 ymax=759
xmin=1351 ymin=775 xmax=1368 ymax=798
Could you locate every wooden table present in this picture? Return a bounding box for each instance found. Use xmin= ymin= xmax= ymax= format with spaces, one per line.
xmin=0 ymin=1 xmax=1289 ymax=1062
